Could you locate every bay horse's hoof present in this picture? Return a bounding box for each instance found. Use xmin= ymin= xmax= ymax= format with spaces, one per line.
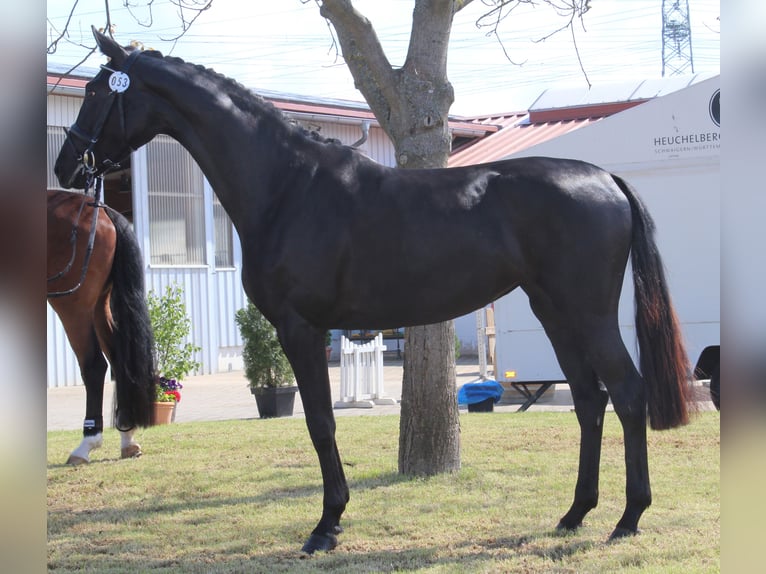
xmin=66 ymin=455 xmax=89 ymax=465
xmin=121 ymin=445 xmax=143 ymax=459
xmin=301 ymin=531 xmax=338 ymax=555
xmin=608 ymin=526 xmax=640 ymax=541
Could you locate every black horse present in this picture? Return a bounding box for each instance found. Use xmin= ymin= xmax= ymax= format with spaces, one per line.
xmin=55 ymin=28 xmax=693 ymax=553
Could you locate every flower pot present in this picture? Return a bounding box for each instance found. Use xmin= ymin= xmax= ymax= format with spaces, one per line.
xmin=153 ymin=401 xmax=176 ymax=425
xmin=251 ymin=386 xmax=299 ymax=418
xmin=467 ymin=397 xmax=495 ymax=412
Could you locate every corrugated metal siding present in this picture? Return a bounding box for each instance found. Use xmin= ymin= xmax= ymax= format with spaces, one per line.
xmin=46 ymin=94 xmax=82 ymax=127
xmin=47 ymin=127 xmax=67 ymax=190
xmin=146 ymin=268 xmax=213 ymax=376
xmin=296 ymin=120 xmax=396 ymax=167
xmin=47 ymin=306 xmax=82 ymax=387
xmin=215 ymin=268 xmax=246 ymax=348
xmin=364 ymin=126 xmax=396 ymax=167
xmin=47 ymin=265 xmax=241 ymax=386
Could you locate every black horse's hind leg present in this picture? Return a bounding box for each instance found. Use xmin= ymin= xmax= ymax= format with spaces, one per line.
xmin=583 ymin=323 xmax=651 ymax=539
xmin=276 ymin=313 xmax=348 ymax=554
xmin=555 ymin=352 xmax=610 ymax=531
xmin=541 ymin=306 xmax=651 ymax=538
xmin=529 ymin=296 xmax=610 ymax=532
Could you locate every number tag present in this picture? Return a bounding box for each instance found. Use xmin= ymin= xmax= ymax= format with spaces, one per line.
xmin=108 ymin=72 xmax=130 ymax=93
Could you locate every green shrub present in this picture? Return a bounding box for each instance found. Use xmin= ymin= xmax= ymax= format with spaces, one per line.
xmin=147 ymin=285 xmax=201 ymax=381
xmin=235 ymin=302 xmax=294 ymax=389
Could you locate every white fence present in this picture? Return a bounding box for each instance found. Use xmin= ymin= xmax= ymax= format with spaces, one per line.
xmin=334 ymin=333 xmax=397 ymax=409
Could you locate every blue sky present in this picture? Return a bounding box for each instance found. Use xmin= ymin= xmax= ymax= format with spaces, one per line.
xmin=46 ymin=0 xmax=720 ymax=115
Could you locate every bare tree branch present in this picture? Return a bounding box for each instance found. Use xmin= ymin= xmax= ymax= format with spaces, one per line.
xmin=47 ymin=0 xmax=213 ymax=59
xmin=104 ymin=0 xmax=118 ymax=37
xmin=569 ymin=15 xmax=590 ymax=88
xmin=159 ymin=1 xmax=214 ymax=42
xmin=703 ymin=15 xmax=720 ymax=35
xmin=122 ymin=0 xmax=155 ymax=28
xmin=46 ymin=0 xmax=83 ymax=55
xmin=454 ymin=0 xmax=478 ymax=14
xmin=313 ymin=0 xmax=399 ymax=121
xmin=475 ymin=0 xmax=591 ymax=84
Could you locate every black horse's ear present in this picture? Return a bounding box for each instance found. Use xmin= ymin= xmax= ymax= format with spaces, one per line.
xmin=92 ymin=25 xmax=127 ymax=66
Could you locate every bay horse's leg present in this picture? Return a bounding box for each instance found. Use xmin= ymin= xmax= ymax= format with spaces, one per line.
xmin=52 ymin=307 xmax=108 ymax=465
xmin=528 ymin=295 xmax=610 ymax=532
xmin=70 ymin=328 xmax=108 ymax=465
xmin=119 ymin=428 xmax=142 ymax=459
xmin=275 ymin=313 xmax=348 ymax=554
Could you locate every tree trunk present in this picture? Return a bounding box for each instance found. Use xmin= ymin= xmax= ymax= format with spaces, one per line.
xmin=399 ymin=322 xmax=461 ymax=475
xmin=318 ymin=0 xmax=463 ymax=477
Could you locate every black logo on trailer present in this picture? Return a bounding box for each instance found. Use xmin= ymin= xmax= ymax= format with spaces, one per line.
xmin=709 ymin=89 xmax=720 ymax=127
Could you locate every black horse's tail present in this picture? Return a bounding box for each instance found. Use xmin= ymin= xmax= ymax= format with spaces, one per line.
xmin=106 ymin=208 xmax=157 ymax=428
xmin=612 ymin=174 xmax=694 ymax=430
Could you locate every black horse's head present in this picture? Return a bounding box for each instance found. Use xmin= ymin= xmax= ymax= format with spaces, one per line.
xmin=55 ymin=27 xmax=159 ymax=189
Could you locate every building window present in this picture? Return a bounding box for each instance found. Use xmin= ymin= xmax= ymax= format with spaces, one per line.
xmin=213 ymin=195 xmax=234 ymax=268
xmin=146 ymin=135 xmax=205 ymax=265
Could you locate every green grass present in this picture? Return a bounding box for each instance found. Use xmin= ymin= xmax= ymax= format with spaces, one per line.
xmin=47 ymin=412 xmax=719 ymax=573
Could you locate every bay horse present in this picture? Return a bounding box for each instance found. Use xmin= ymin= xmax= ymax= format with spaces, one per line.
xmin=48 ymin=187 xmax=156 ymax=464
xmin=55 ymin=28 xmax=693 ymax=552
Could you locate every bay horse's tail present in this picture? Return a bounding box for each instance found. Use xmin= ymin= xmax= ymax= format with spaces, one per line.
xmin=106 ymin=208 xmax=157 ymax=428
xmin=612 ymin=174 xmax=694 ymax=430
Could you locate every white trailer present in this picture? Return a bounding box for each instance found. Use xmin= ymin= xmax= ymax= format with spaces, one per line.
xmin=493 ymin=77 xmax=720 ymax=390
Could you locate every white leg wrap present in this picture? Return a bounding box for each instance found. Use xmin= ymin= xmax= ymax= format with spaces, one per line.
xmin=120 ymin=428 xmax=142 ymax=459
xmin=67 ymin=433 xmax=103 ymax=465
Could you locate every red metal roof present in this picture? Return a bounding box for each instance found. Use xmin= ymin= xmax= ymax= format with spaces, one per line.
xmin=47 ymin=74 xmax=90 ymax=91
xmin=448 ymin=100 xmax=647 ymax=167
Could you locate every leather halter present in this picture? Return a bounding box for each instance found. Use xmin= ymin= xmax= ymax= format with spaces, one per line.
xmin=62 ymin=49 xmax=143 ymax=176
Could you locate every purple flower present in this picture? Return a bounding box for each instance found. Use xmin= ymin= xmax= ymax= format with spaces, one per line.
xmin=159 ymin=376 xmax=184 ymax=392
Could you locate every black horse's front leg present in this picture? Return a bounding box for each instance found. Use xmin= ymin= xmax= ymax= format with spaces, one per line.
xmin=276 ymin=316 xmax=349 ymax=554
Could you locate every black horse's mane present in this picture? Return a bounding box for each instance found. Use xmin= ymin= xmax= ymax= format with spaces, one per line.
xmin=152 ymin=50 xmax=342 ymax=147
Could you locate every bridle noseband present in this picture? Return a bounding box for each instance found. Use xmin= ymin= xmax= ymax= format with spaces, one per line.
xmin=63 ymin=49 xmax=143 ymax=177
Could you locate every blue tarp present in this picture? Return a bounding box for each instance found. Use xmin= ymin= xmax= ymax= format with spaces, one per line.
xmin=457 ymin=380 xmax=505 ymax=405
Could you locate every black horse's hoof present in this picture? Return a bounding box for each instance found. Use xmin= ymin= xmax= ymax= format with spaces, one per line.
xmin=608 ymin=526 xmax=640 ymax=541
xmin=555 ymin=519 xmax=582 ymax=532
xmin=301 ymin=532 xmax=338 ymax=555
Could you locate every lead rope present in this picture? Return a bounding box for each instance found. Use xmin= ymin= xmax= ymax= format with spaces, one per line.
xmin=47 ymin=176 xmax=104 ymax=298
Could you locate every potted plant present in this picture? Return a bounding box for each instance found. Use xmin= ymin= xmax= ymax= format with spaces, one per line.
xmin=235 ymin=302 xmax=298 ymax=418
xmin=153 ymin=377 xmax=183 ymax=424
xmin=147 ymin=285 xmax=200 ymax=424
